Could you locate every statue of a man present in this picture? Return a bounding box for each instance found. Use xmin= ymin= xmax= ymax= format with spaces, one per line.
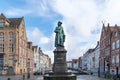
xmin=54 ymin=21 xmax=65 ymax=47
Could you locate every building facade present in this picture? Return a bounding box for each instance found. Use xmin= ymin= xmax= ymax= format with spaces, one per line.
xmin=33 ymin=46 xmax=52 ymax=74
xmin=32 ymin=46 xmax=41 ymax=72
xmin=89 ymin=42 xmax=100 ymax=75
xmin=82 ymin=52 xmax=88 ymax=71
xmin=39 ymin=54 xmax=51 ymax=74
xmin=27 ymin=42 xmax=34 ymax=74
xmin=99 ymin=23 xmax=120 ymax=77
xmin=100 ymin=24 xmax=111 ymax=77
xmin=72 ymin=59 xmax=79 ymax=70
xmin=78 ymin=57 xmax=82 ymax=70
xmin=81 ymin=42 xmax=100 ymax=75
xmin=110 ymin=24 xmax=120 ymax=76
xmin=0 ymin=13 xmax=33 ymax=75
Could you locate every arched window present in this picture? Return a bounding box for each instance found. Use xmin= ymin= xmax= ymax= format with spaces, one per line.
xmin=0 ymin=33 xmax=4 ymax=42
xmin=9 ymin=32 xmax=14 ymax=41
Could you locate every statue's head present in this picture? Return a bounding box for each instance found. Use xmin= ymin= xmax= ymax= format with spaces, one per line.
xmin=58 ymin=21 xmax=62 ymax=26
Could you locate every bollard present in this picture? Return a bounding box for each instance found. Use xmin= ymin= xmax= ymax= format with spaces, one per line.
xmin=8 ymin=78 xmax=10 ymax=80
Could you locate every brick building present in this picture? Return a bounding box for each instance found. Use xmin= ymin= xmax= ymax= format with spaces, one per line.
xmin=27 ymin=42 xmax=34 ymax=74
xmin=100 ymin=23 xmax=120 ymax=77
xmin=0 ymin=13 xmax=33 ymax=75
xmin=110 ymin=24 xmax=120 ymax=76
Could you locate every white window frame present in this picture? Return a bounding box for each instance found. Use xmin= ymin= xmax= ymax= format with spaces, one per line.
xmin=112 ymin=42 xmax=115 ymax=50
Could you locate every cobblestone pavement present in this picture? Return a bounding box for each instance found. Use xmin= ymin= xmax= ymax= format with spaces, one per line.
xmin=77 ymin=75 xmax=112 ymax=80
xmin=0 ymin=75 xmax=112 ymax=80
xmin=0 ymin=74 xmax=40 ymax=80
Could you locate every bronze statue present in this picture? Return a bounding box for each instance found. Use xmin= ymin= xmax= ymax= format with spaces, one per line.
xmin=54 ymin=21 xmax=65 ymax=47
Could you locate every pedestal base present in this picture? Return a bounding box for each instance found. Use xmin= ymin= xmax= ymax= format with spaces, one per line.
xmin=44 ymin=47 xmax=76 ymax=80
xmin=44 ymin=74 xmax=76 ymax=80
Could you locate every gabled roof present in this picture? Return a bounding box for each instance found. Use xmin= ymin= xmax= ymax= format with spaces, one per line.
xmin=0 ymin=13 xmax=6 ymax=19
xmin=8 ymin=18 xmax=23 ymax=27
xmin=87 ymin=49 xmax=95 ymax=53
xmin=72 ymin=59 xmax=79 ymax=62
xmin=100 ymin=23 xmax=120 ymax=40
xmin=0 ymin=13 xmax=23 ymax=28
xmin=0 ymin=13 xmax=10 ymax=22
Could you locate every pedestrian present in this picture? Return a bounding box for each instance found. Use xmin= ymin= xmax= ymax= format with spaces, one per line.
xmin=27 ymin=73 xmax=30 ymax=79
xmin=8 ymin=78 xmax=10 ymax=80
xmin=23 ymin=74 xmax=25 ymax=80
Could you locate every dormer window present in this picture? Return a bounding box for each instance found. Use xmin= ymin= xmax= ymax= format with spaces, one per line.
xmin=0 ymin=22 xmax=4 ymax=27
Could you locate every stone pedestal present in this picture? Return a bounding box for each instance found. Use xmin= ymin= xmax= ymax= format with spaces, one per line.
xmin=44 ymin=47 xmax=76 ymax=80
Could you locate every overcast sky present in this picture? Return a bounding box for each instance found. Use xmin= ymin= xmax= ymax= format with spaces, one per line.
xmin=1 ymin=0 xmax=120 ymax=62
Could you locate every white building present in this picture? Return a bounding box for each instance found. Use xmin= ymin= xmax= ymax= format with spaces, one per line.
xmin=72 ymin=59 xmax=79 ymax=70
xmin=82 ymin=42 xmax=100 ymax=74
xmin=89 ymin=42 xmax=100 ymax=74
xmin=32 ymin=46 xmax=40 ymax=72
xmin=40 ymin=54 xmax=51 ymax=74
xmin=82 ymin=52 xmax=89 ymax=71
xmin=82 ymin=42 xmax=100 ymax=73
xmin=32 ymin=46 xmax=51 ymax=74
xmin=78 ymin=57 xmax=82 ymax=70
xmin=67 ymin=61 xmax=72 ymax=69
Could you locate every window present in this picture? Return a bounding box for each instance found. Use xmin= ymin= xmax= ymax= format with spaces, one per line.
xmin=0 ymin=33 xmax=4 ymax=42
xmin=112 ymin=55 xmax=115 ymax=66
xmin=113 ymin=32 xmax=117 ymax=37
xmin=116 ymin=54 xmax=119 ymax=65
xmin=116 ymin=40 xmax=120 ymax=48
xmin=0 ymin=44 xmax=4 ymax=52
xmin=0 ymin=22 xmax=4 ymax=27
xmin=9 ymin=44 xmax=13 ymax=52
xmin=112 ymin=42 xmax=115 ymax=50
xmin=9 ymin=59 xmax=13 ymax=66
xmin=9 ymin=32 xmax=14 ymax=41
xmin=0 ymin=58 xmax=3 ymax=66
xmin=0 ymin=54 xmax=4 ymax=66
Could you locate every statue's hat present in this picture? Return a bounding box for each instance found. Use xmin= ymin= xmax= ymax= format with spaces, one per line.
xmin=58 ymin=21 xmax=62 ymax=24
